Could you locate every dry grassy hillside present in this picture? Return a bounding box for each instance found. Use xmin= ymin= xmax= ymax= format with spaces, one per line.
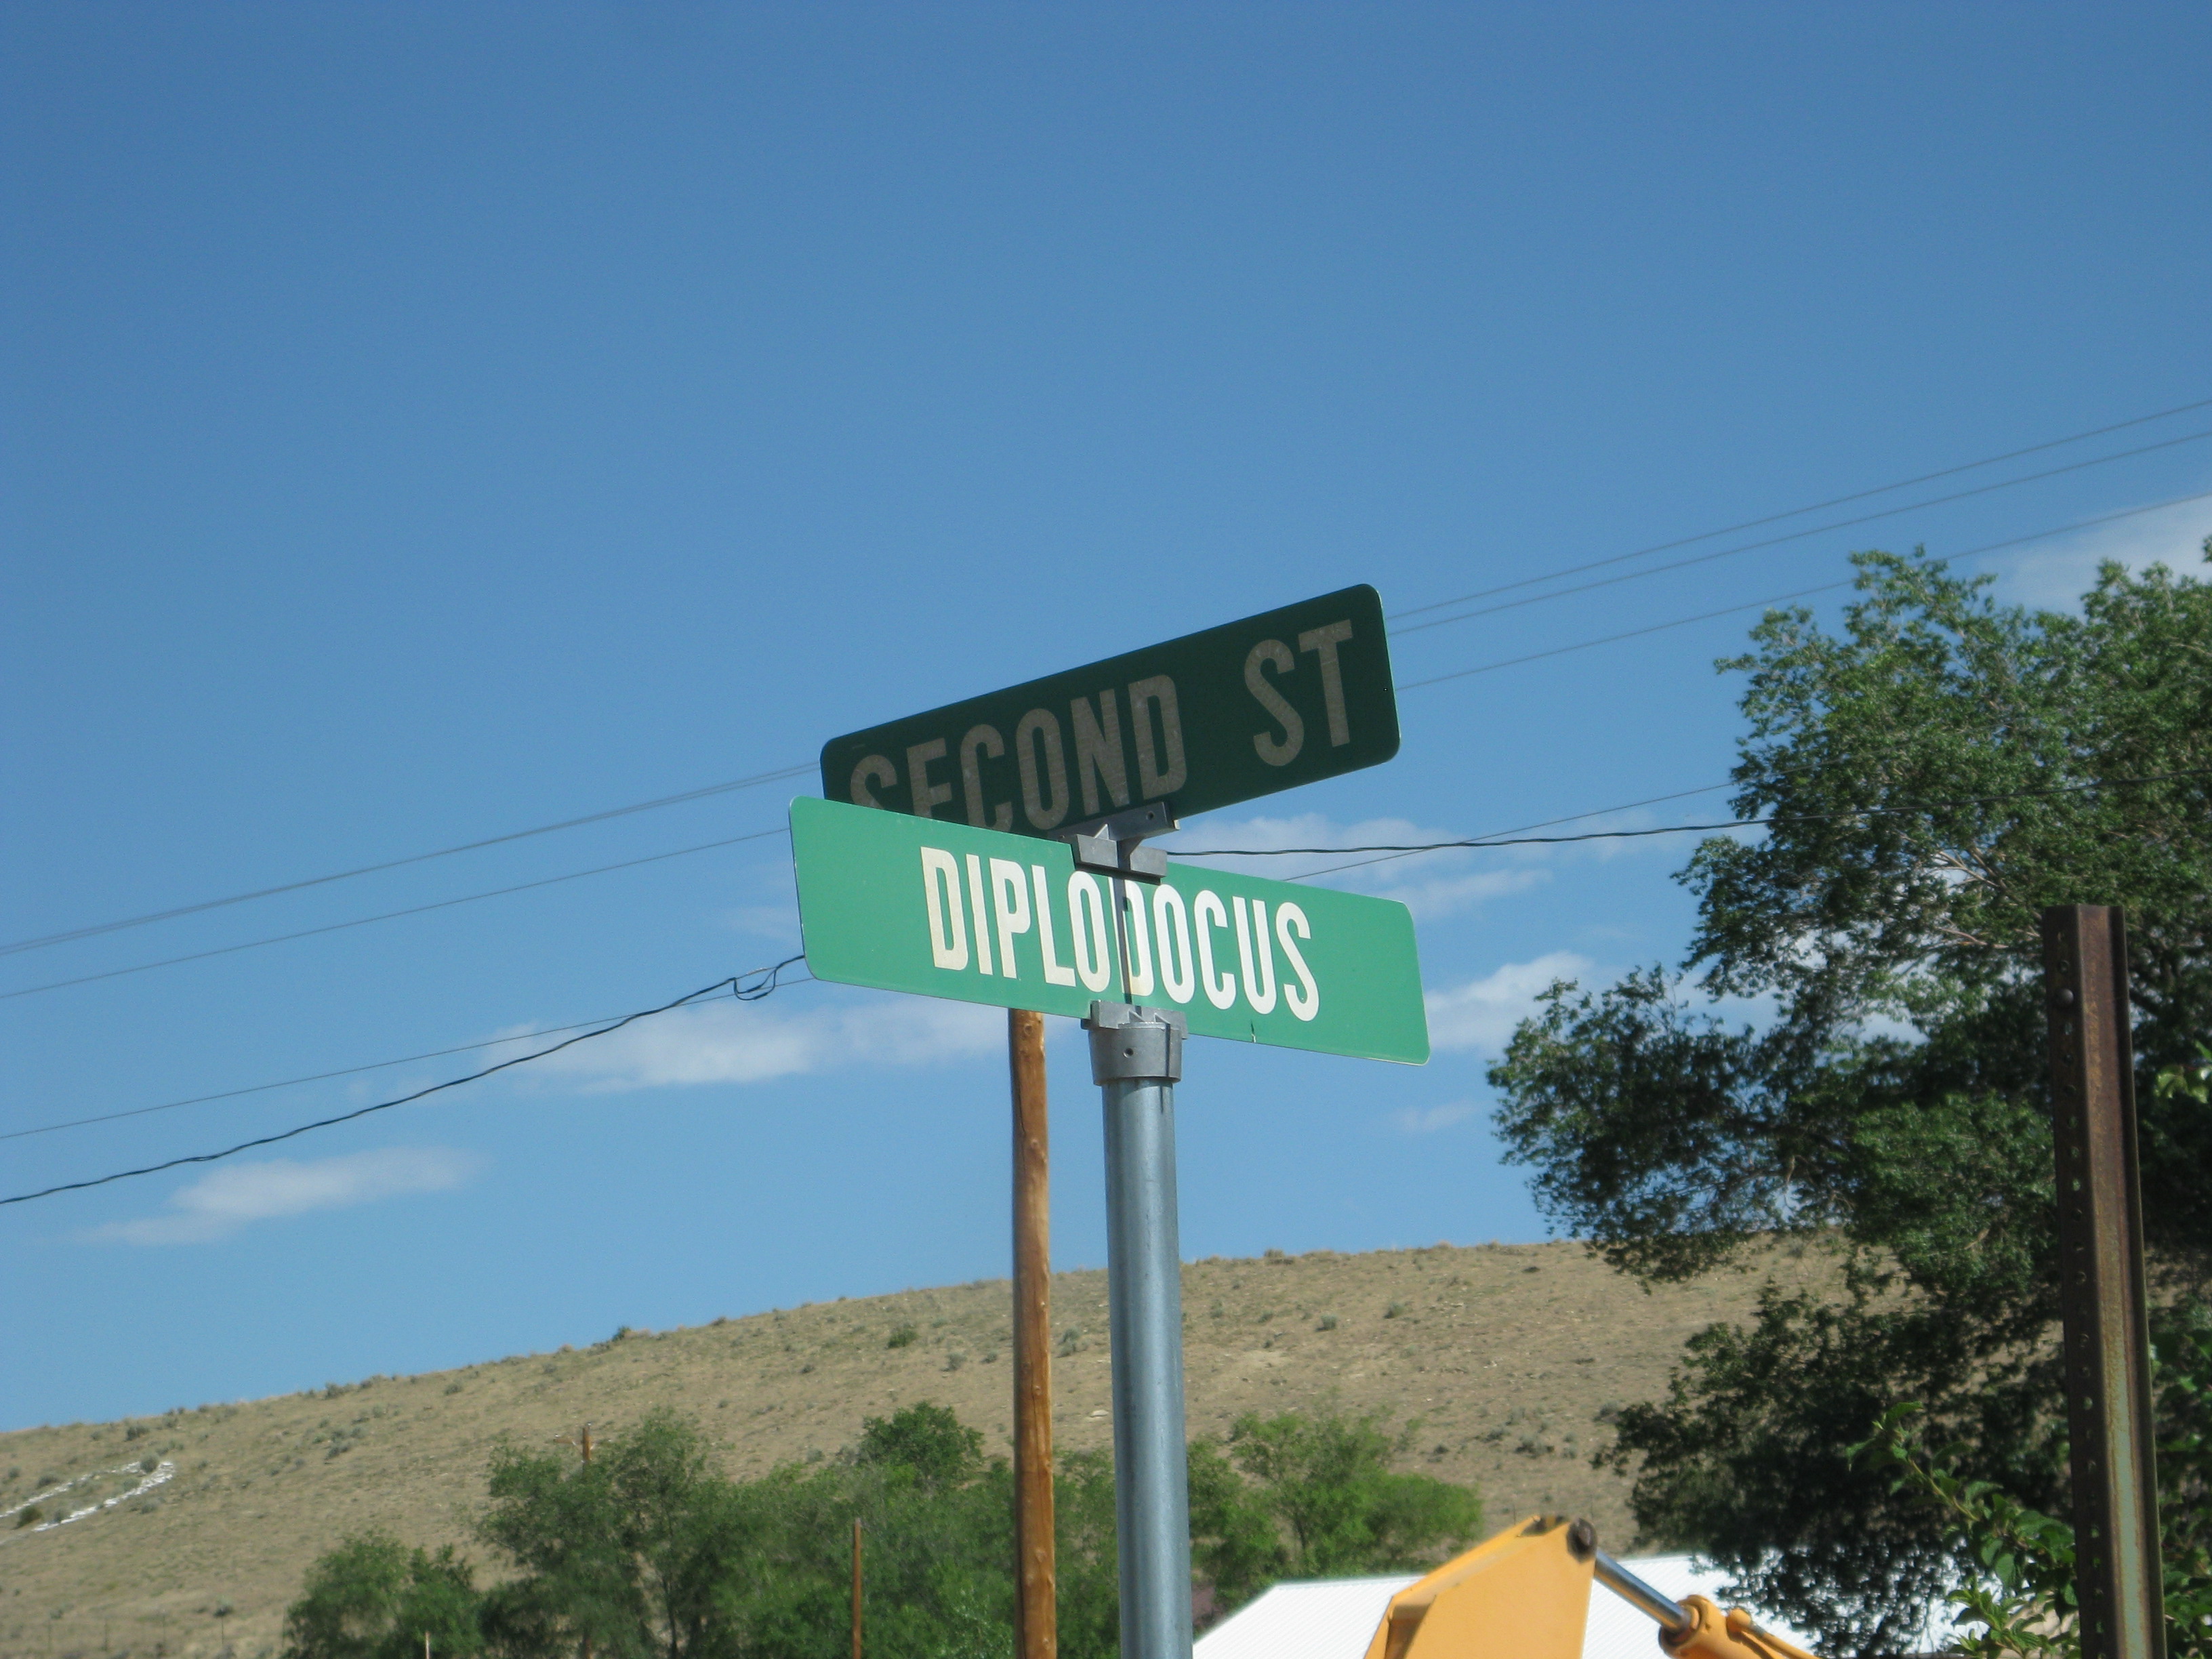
xmin=1 ymin=1240 xmax=1835 ymax=1659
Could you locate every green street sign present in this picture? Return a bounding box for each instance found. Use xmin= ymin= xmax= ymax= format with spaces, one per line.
xmin=819 ymin=586 xmax=1399 ymax=836
xmin=791 ymin=796 xmax=1429 ymax=1065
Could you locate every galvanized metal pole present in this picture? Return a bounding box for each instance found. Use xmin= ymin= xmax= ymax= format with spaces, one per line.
xmin=2041 ymin=905 xmax=2165 ymax=1659
xmin=1088 ymin=1002 xmax=1191 ymax=1659
xmin=1010 ymin=1008 xmax=1058 ymax=1659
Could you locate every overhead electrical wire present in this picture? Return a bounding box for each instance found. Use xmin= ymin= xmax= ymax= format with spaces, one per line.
xmin=0 ymin=959 xmax=807 ymax=1210
xmin=12 ymin=411 xmax=2206 ymax=974
xmin=12 ymin=489 xmax=2205 ymax=1006
xmin=1391 ymin=443 xmax=2212 ymax=637
xmin=0 ymin=995 xmax=764 ymax=1143
xmin=1394 ymin=577 xmax=1857 ymax=691
xmin=6 ymin=779 xmax=1769 ymax=1145
xmin=0 ymin=827 xmax=790 ymax=1002
xmin=1389 ymin=489 xmax=2212 ymax=691
xmin=1387 ymin=397 xmax=2212 ymax=623
xmin=1172 ymin=768 xmax=2212 ymax=859
xmin=0 ymin=763 xmax=813 ymax=960
xmin=20 ymin=758 xmax=2205 ymax=1153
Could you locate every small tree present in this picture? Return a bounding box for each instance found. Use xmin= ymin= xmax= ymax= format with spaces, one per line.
xmin=281 ymin=1534 xmax=483 ymax=1659
xmin=477 ymin=1409 xmax=759 ymax=1659
xmin=1189 ymin=1404 xmax=1482 ymax=1618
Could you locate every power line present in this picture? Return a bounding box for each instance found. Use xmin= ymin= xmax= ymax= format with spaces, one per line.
xmin=15 ymin=488 xmax=2196 ymax=1006
xmin=1395 ymin=577 xmax=1858 ymax=691
xmin=1387 ymin=396 xmax=2212 ymax=623
xmin=17 ymin=782 xmax=1772 ymax=1143
xmin=1389 ymin=489 xmax=2212 ymax=693
xmin=0 ymin=998 xmax=748 ymax=1144
xmin=0 ymin=827 xmax=790 ymax=1003
xmin=1393 ymin=429 xmax=2212 ymax=638
xmin=0 ymin=764 xmax=813 ymax=960
xmin=14 ymin=427 xmax=2207 ymax=991
xmin=0 ymin=960 xmax=806 ymax=1209
xmin=1940 ymin=489 xmax=2212 ymax=560
xmin=1173 ymin=769 xmax=2212 ymax=858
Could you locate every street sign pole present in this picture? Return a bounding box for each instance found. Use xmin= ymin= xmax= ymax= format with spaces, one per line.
xmin=799 ymin=581 xmax=1425 ymax=1659
xmin=1088 ymin=1001 xmax=1191 ymax=1659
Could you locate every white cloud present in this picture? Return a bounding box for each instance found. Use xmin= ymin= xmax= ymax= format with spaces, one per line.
xmin=1987 ymin=495 xmax=2211 ymax=610
xmin=523 ymin=994 xmax=1002 ymax=1091
xmin=1392 ymin=1101 xmax=1479 ymax=1135
xmin=91 ymin=1147 xmax=480 ymax=1246
xmin=1371 ymin=865 xmax=1548 ymax=919
xmin=1425 ymin=951 xmax=1594 ymax=1055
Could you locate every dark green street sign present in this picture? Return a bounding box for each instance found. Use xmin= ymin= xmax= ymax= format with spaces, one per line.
xmin=791 ymin=796 xmax=1429 ymax=1065
xmin=819 ymin=586 xmax=1398 ymax=834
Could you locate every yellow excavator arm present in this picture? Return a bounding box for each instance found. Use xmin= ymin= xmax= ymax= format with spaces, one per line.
xmin=1363 ymin=1515 xmax=1821 ymax=1659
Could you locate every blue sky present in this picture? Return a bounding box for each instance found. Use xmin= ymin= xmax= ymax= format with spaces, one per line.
xmin=3 ymin=3 xmax=2209 ymax=1431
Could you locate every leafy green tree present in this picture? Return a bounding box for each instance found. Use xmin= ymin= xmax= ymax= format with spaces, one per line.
xmin=286 ymin=1401 xmax=1475 ymax=1659
xmin=1190 ymin=1406 xmax=1481 ymax=1616
xmin=1048 ymin=1449 xmax=1122 ymax=1659
xmin=1490 ymin=549 xmax=2212 ymax=1652
xmin=855 ymin=1404 xmax=985 ymax=1494
xmin=281 ymin=1534 xmax=484 ymax=1659
xmin=1854 ymin=1307 xmax=2212 ymax=1659
xmin=478 ymin=1409 xmax=762 ymax=1659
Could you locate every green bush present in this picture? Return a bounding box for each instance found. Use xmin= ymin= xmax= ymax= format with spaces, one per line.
xmin=281 ymin=1401 xmax=1480 ymax=1659
xmin=886 ymin=1324 xmax=917 ymax=1349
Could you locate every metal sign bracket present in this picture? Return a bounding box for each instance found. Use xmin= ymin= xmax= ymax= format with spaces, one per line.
xmin=1059 ymin=802 xmax=1177 ymax=883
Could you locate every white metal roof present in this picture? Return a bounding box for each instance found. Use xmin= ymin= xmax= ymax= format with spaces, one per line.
xmin=1193 ymin=1555 xmax=1826 ymax=1659
xmin=1195 ymin=1574 xmax=1418 ymax=1659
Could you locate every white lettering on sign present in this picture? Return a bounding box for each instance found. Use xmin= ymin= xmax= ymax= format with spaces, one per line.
xmin=1128 ymin=676 xmax=1187 ymax=798
xmin=1234 ymin=895 xmax=1277 ymax=1015
xmin=1153 ymin=885 xmax=1195 ymax=1004
xmin=964 ymin=853 xmax=994 ymax=975
xmin=1275 ymin=902 xmax=1318 ymax=1020
xmin=921 ymin=848 xmax=968 ymax=969
xmin=1118 ymin=878 xmax=1155 ymax=998
xmin=1298 ymin=620 xmax=1355 ymax=747
xmin=1244 ymin=639 xmax=1303 ymax=767
xmin=1193 ymin=890 xmax=1237 ymax=1010
xmin=1032 ymin=865 xmax=1078 ymax=987
xmin=1066 ymin=872 xmax=1113 ymax=994
xmin=1015 ymin=709 xmax=1069 ymax=830
xmin=1244 ymin=616 xmax=1355 ymax=766
xmin=907 ymin=739 xmax=953 ymax=818
xmin=958 ymin=725 xmax=1013 ymax=831
xmin=852 ymin=754 xmax=897 ymax=807
xmin=1071 ymin=691 xmax=1130 ymax=818
xmin=857 ymin=677 xmax=1195 ymax=828
xmin=916 ymin=848 xmax=1322 ymax=1023
xmin=990 ymin=857 xmax=1031 ymax=977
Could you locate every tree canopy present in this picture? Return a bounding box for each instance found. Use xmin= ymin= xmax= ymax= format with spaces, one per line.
xmin=283 ymin=1399 xmax=1479 ymax=1659
xmin=1490 ymin=548 xmax=2212 ymax=1654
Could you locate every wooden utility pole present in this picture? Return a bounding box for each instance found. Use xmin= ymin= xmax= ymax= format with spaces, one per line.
xmin=559 ymin=1425 xmax=596 ymax=1659
xmin=851 ymin=1519 xmax=864 ymax=1659
xmin=1010 ymin=1008 xmax=1057 ymax=1659
xmin=2041 ymin=906 xmax=2165 ymax=1659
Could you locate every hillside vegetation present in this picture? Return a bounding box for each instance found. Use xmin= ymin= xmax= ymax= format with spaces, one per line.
xmin=1 ymin=1240 xmax=1839 ymax=1659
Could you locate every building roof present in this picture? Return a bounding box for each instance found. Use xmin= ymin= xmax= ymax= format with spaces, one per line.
xmin=1193 ymin=1555 xmax=1827 ymax=1659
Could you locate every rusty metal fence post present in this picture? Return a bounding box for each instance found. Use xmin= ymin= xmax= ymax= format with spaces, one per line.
xmin=2041 ymin=905 xmax=2165 ymax=1659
